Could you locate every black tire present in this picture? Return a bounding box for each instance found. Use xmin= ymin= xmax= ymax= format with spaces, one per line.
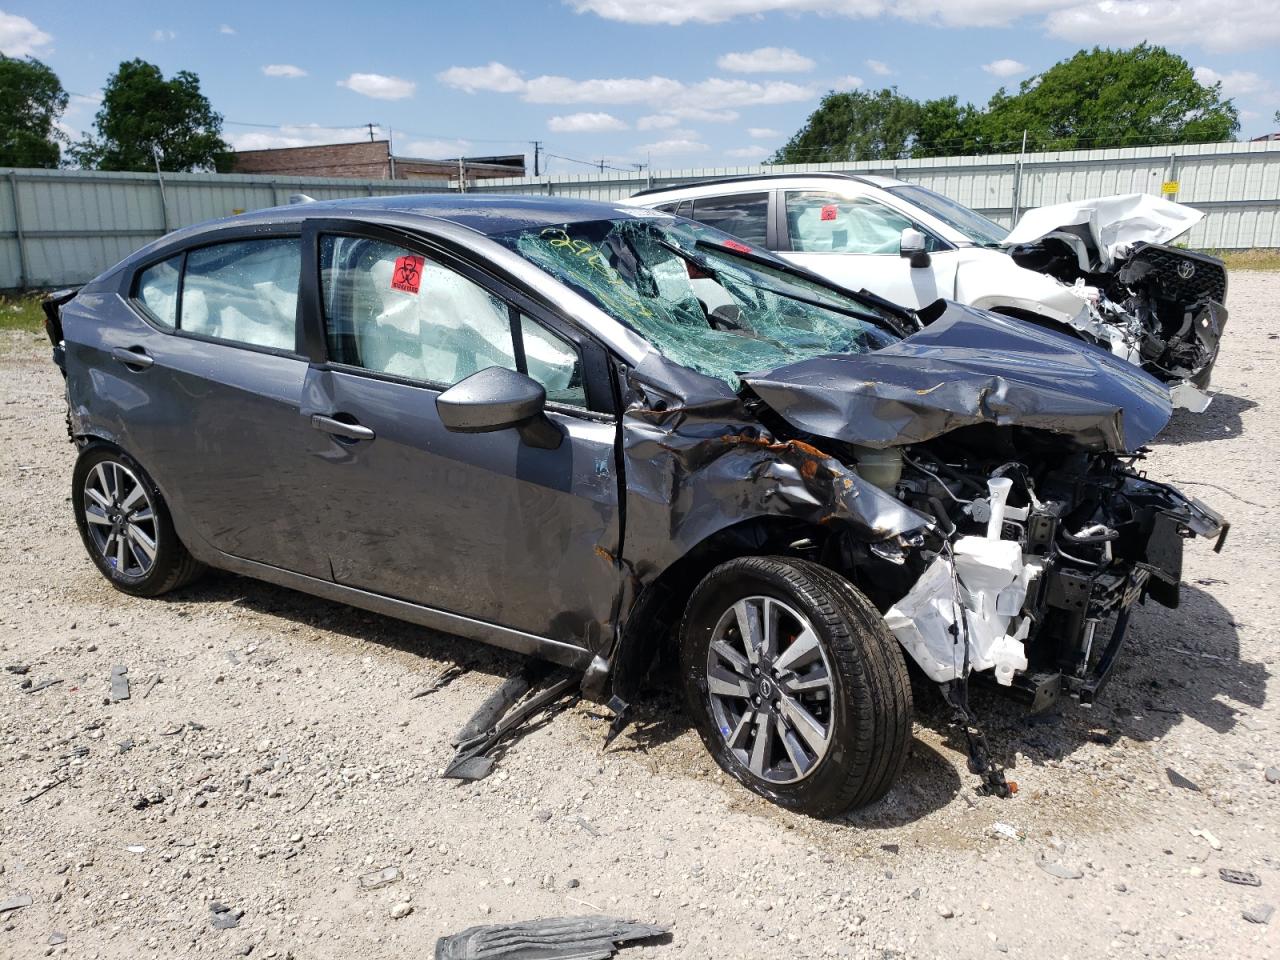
xmin=72 ymin=443 xmax=205 ymax=597
xmin=679 ymin=556 xmax=912 ymax=817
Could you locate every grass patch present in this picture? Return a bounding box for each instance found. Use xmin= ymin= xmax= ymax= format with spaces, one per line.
xmin=1207 ymin=249 xmax=1280 ymax=271
xmin=0 ymin=294 xmax=47 ymax=333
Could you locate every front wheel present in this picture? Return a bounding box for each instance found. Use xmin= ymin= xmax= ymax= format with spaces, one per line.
xmin=679 ymin=557 xmax=912 ymax=817
xmin=72 ymin=443 xmax=205 ymax=597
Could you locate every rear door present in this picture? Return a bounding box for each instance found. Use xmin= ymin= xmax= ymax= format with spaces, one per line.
xmin=296 ymin=221 xmax=623 ymax=647
xmin=99 ymin=230 xmax=330 ymax=578
xmin=777 ymin=190 xmax=958 ymax=308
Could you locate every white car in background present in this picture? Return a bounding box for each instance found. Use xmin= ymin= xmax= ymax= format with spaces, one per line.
xmin=629 ymin=174 xmax=1227 ymax=410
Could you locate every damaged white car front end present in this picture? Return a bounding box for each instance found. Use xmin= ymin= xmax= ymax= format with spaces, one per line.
xmin=1005 ymin=194 xmax=1227 ymax=412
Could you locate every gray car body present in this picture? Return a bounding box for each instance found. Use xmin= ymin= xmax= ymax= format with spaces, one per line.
xmin=54 ymin=194 xmax=1212 ymax=704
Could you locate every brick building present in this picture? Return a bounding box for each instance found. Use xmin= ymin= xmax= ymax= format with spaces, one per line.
xmin=230 ymin=140 xmax=525 ymax=181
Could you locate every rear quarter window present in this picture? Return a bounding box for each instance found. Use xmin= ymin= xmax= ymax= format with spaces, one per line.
xmin=133 ymin=255 xmax=182 ymax=329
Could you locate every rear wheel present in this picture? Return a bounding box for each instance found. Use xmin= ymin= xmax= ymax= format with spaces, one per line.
xmin=72 ymin=444 xmax=205 ymax=597
xmin=679 ymin=556 xmax=912 ymax=817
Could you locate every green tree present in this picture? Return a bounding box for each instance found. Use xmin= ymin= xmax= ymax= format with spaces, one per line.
xmin=772 ymin=88 xmax=921 ymax=163
xmin=70 ymin=59 xmax=228 ymax=172
xmin=983 ymin=43 xmax=1238 ymax=151
xmin=0 ymin=55 xmax=69 ymax=168
xmin=774 ymin=44 xmax=1240 ymax=163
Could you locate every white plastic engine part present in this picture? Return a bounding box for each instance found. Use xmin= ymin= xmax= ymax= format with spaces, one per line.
xmin=884 ymin=516 xmax=1040 ymax=686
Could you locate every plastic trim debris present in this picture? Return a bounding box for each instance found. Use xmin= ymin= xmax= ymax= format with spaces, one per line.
xmin=434 ymin=915 xmax=668 ymax=960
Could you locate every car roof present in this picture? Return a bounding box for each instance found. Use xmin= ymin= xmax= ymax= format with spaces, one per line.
xmin=233 ymin=193 xmax=648 ymax=237
xmin=631 ymin=172 xmax=907 ymax=198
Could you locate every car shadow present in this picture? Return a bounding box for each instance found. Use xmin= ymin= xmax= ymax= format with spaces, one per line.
xmin=915 ymin=582 xmax=1266 ymax=782
xmin=1157 ymin=391 xmax=1256 ymax=446
xmin=162 ymin=567 xmax=530 ymax=689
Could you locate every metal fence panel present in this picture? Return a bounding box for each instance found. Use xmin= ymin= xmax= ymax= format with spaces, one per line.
xmin=3 ymin=139 xmax=1279 ymax=289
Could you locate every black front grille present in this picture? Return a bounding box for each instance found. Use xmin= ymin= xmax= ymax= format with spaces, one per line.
xmin=1125 ymin=243 xmax=1228 ymax=304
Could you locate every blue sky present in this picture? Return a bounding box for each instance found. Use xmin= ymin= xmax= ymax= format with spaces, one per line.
xmin=3 ymin=1 xmax=1278 ymax=174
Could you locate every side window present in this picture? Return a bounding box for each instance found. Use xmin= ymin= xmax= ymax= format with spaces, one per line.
xmin=785 ymin=192 xmax=936 ymax=255
xmin=520 ymin=315 xmax=585 ymax=407
xmin=321 ymin=236 xmax=517 ymax=387
xmin=134 ymin=254 xmax=182 ymax=329
xmin=691 ymin=193 xmax=769 ymax=246
xmin=181 ymin=238 xmax=300 ymax=350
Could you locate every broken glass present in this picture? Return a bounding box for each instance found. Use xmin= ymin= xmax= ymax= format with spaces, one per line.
xmin=494 ymin=218 xmax=897 ymax=388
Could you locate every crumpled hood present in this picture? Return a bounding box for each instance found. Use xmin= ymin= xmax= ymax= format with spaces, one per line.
xmin=1002 ymin=193 xmax=1203 ymax=272
xmin=742 ymin=301 xmax=1172 ymax=452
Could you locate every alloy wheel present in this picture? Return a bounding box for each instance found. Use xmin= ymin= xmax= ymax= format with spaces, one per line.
xmin=705 ymin=595 xmax=836 ymax=785
xmin=82 ymin=460 xmax=158 ymax=578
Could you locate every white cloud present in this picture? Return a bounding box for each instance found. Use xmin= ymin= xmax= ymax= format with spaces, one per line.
xmin=637 ymin=137 xmax=710 ymax=155
xmin=1193 ymin=66 xmax=1268 ymax=98
xmin=218 ymin=24 xmax=236 ymax=35
xmin=832 ymin=74 xmax=864 ymax=90
xmin=0 ymin=11 xmax=51 ymax=56
xmin=726 ymin=146 xmax=770 ymax=158
xmin=227 ymin=124 xmax=378 ymax=152
xmin=637 ymin=114 xmax=682 ymax=130
xmin=437 ymin=61 xmax=811 ymax=109
xmin=548 ymin=111 xmax=629 ymax=132
xmin=570 ymin=1 xmax=1280 ymax=52
xmin=152 ymin=29 xmax=176 ymax=42
xmin=664 ymin=105 xmax=741 ymax=123
xmin=747 ymin=127 xmax=781 ymax=138
xmin=865 ymin=58 xmax=891 ymax=76
xmin=339 ymin=73 xmax=416 ymax=100
xmin=437 ymin=61 xmax=527 ymax=94
xmin=524 ymin=74 xmax=685 ymax=104
xmin=717 ymin=46 xmax=815 ymax=73
xmin=401 ymin=137 xmax=472 ymax=158
xmin=262 ymin=64 xmax=307 ymax=79
xmin=982 ymin=58 xmax=1027 ymax=78
xmin=1046 ymin=1 xmax=1280 ymax=54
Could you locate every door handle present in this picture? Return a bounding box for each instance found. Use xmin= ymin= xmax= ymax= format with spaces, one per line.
xmin=111 ymin=346 xmax=154 ymax=369
xmin=311 ymin=414 xmax=376 ymax=442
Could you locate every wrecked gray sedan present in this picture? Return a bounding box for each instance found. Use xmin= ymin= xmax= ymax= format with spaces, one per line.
xmin=44 ymin=195 xmax=1226 ymax=816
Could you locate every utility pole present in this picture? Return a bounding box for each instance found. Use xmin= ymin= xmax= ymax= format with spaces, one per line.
xmin=387 ymin=125 xmax=396 ymax=179
xmin=530 ymin=140 xmax=542 ymax=177
xmin=366 ymin=122 xmax=377 ymax=142
xmin=457 ymin=156 xmax=466 ymax=192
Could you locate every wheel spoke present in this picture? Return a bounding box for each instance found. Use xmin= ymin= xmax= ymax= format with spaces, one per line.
xmin=780 ymin=663 xmax=831 ymax=695
xmin=85 ymin=486 xmax=112 ymax=510
xmin=778 ymin=692 xmax=829 ymax=754
xmin=84 ymin=505 xmax=112 ymax=526
xmin=92 ymin=463 xmax=111 ymax=502
xmin=115 ymin=529 xmax=127 ymax=571
xmin=779 ymin=724 xmax=813 ymax=776
xmin=706 ymin=665 xmax=751 ymax=699
xmin=734 ymin=599 xmax=764 ymax=664
xmin=120 ymin=481 xmax=147 ymax=511
xmin=726 ymin=710 xmax=754 ymax=751
xmin=748 ymin=712 xmax=774 ymax=777
xmin=710 ymin=639 xmax=752 ymax=679
xmin=773 ymin=626 xmax=821 ymax=674
xmin=129 ymin=507 xmax=154 ymax=524
xmin=127 ymin=523 xmax=157 ymax=562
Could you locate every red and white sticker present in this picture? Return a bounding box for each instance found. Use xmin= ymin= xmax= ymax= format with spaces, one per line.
xmin=391 ymin=255 xmax=425 ymax=294
xmin=721 ymin=239 xmax=752 ymax=254
xmin=820 ymin=204 xmax=838 ymax=221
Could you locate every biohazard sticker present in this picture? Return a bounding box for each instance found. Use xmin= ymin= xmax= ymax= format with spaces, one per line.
xmin=820 ymin=204 xmax=838 ymax=221
xmin=391 ymin=255 xmax=425 ymax=293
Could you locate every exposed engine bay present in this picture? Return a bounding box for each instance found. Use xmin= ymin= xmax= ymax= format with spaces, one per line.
xmin=1004 ymin=195 xmax=1228 ymax=412
xmin=832 ymin=427 xmax=1228 ymax=711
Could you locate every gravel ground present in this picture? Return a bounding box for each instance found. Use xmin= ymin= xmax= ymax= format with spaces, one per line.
xmin=2 ymin=271 xmax=1277 ymax=960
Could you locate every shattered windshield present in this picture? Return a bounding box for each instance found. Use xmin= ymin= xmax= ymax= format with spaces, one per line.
xmin=493 ymin=215 xmax=899 ymax=387
xmin=887 ymin=183 xmax=1008 ymax=247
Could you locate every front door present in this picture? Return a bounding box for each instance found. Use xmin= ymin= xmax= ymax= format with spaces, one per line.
xmin=297 ymin=223 xmax=623 ymax=648
xmin=776 ymin=190 xmax=958 ymax=309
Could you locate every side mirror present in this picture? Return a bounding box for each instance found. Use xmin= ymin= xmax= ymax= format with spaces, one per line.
xmin=436 ymin=366 xmax=563 ymax=450
xmin=900 ymin=228 xmax=931 ymax=268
